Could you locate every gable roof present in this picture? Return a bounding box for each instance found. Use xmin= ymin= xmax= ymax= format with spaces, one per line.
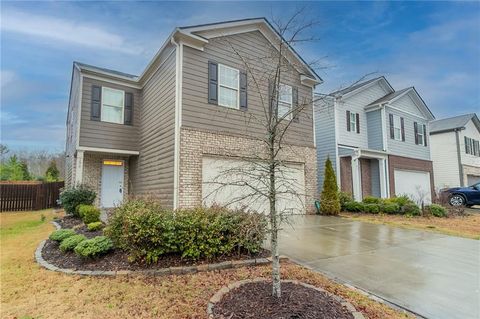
xmin=366 ymin=87 xmax=412 ymax=106
xmin=74 ymin=62 xmax=138 ymax=81
xmin=330 ymin=76 xmax=394 ymax=98
xmin=430 ymin=113 xmax=480 ymax=134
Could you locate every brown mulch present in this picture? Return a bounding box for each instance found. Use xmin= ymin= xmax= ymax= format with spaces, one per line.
xmin=213 ymin=281 xmax=354 ymax=319
xmin=55 ymin=215 xmax=83 ymax=229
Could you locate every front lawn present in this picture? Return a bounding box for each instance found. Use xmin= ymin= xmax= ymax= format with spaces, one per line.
xmin=1 ymin=210 xmax=412 ymax=319
xmin=341 ymin=212 xmax=480 ymax=240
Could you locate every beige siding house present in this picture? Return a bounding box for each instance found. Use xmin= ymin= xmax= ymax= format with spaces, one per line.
xmin=65 ymin=18 xmax=321 ymax=212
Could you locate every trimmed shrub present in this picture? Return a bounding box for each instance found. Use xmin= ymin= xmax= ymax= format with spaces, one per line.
xmin=49 ymin=229 xmax=76 ymax=242
xmin=59 ymin=234 xmax=87 ymax=252
xmin=425 ymin=204 xmax=447 ymax=217
xmin=74 ymin=236 xmax=113 ymax=258
xmin=59 ymin=185 xmax=96 ymax=216
xmin=78 ymin=205 xmax=101 ymax=224
xmin=344 ymin=201 xmax=365 ymax=212
xmin=362 ymin=196 xmax=382 ymax=204
xmin=338 ymin=192 xmax=353 ymax=210
xmin=364 ymin=203 xmax=380 ymax=214
xmin=320 ymin=157 xmax=341 ymax=215
xmin=105 ymin=199 xmax=268 ymax=263
xmin=381 ymin=203 xmax=401 ymax=214
xmin=402 ymin=203 xmax=421 ymax=216
xmin=385 ymin=195 xmax=414 ymax=207
xmin=87 ymin=221 xmax=103 ymax=231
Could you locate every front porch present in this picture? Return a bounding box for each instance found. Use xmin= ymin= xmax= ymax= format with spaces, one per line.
xmin=339 ymin=148 xmax=389 ymax=201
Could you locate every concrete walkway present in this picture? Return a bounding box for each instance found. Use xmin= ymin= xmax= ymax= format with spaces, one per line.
xmin=278 ymin=215 xmax=479 ymax=319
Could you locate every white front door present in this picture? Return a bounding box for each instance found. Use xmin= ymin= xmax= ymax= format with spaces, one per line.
xmin=101 ymin=161 xmax=124 ymax=208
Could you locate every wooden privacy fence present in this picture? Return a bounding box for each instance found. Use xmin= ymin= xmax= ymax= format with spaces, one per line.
xmin=0 ymin=181 xmax=64 ymax=212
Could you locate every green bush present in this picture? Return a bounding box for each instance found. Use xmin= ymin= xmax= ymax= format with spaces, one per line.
xmin=381 ymin=203 xmax=401 ymax=214
xmin=344 ymin=201 xmax=365 ymax=212
xmin=320 ymin=157 xmax=341 ymax=215
xmin=59 ymin=185 xmax=96 ymax=216
xmin=49 ymin=229 xmax=76 ymax=242
xmin=59 ymin=234 xmax=87 ymax=252
xmin=425 ymin=204 xmax=447 ymax=217
xmin=362 ymin=196 xmax=382 ymax=204
xmin=105 ymin=199 xmax=267 ymax=263
xmin=74 ymin=236 xmax=113 ymax=258
xmin=78 ymin=205 xmax=101 ymax=224
xmin=364 ymin=203 xmax=380 ymax=214
xmin=338 ymin=192 xmax=353 ymax=210
xmin=87 ymin=221 xmax=103 ymax=231
xmin=385 ymin=195 xmax=414 ymax=207
xmin=402 ymin=203 xmax=421 ymax=216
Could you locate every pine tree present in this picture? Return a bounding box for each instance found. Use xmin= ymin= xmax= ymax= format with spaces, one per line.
xmin=320 ymin=157 xmax=341 ymax=215
xmin=45 ymin=160 xmax=60 ymax=181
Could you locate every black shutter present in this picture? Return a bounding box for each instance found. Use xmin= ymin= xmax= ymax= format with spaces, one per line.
xmin=239 ymin=71 xmax=247 ymax=111
xmin=423 ymin=124 xmax=427 ymax=146
xmin=389 ymin=113 xmax=394 ymax=139
xmin=208 ymin=61 xmax=218 ymax=104
xmin=346 ymin=110 xmax=351 ymax=131
xmin=124 ymin=92 xmax=133 ymax=125
xmin=292 ymin=87 xmax=299 ymax=123
xmin=465 ymin=136 xmax=470 ymax=154
xmin=414 ymin=122 xmax=419 ymax=144
xmin=400 ymin=117 xmax=405 ymax=141
xmin=356 ymin=113 xmax=360 ymax=133
xmin=91 ymin=85 xmax=101 ymax=121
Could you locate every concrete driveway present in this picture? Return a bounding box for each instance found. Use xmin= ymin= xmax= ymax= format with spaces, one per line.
xmin=278 ymin=215 xmax=479 ymax=319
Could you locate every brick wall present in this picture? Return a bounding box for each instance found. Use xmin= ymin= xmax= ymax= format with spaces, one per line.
xmin=340 ymin=157 xmax=353 ymax=194
xmin=82 ymin=153 xmax=130 ymax=207
xmin=388 ymin=154 xmax=434 ymax=198
xmin=360 ymin=158 xmax=372 ymax=198
xmin=179 ymin=127 xmax=317 ymax=213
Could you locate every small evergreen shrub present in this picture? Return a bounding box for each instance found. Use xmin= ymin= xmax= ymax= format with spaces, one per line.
xmin=49 ymin=229 xmax=76 ymax=242
xmin=320 ymin=157 xmax=341 ymax=215
xmin=338 ymin=192 xmax=353 ymax=210
xmin=59 ymin=234 xmax=87 ymax=252
xmin=344 ymin=201 xmax=365 ymax=212
xmin=59 ymin=185 xmax=96 ymax=216
xmin=385 ymin=195 xmax=413 ymax=207
xmin=87 ymin=221 xmax=103 ymax=231
xmin=381 ymin=203 xmax=401 ymax=214
xmin=362 ymin=196 xmax=382 ymax=204
xmin=402 ymin=203 xmax=421 ymax=216
xmin=364 ymin=203 xmax=380 ymax=214
xmin=74 ymin=236 xmax=113 ymax=258
xmin=425 ymin=204 xmax=447 ymax=217
xmin=78 ymin=205 xmax=101 ymax=224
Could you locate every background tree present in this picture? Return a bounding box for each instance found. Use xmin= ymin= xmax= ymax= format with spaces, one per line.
xmin=45 ymin=160 xmax=60 ymax=181
xmin=0 ymin=155 xmax=31 ymax=181
xmin=320 ymin=156 xmax=340 ymax=215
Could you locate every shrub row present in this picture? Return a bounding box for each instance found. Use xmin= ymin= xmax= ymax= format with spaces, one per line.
xmin=105 ymin=199 xmax=267 ymax=263
xmin=49 ymin=229 xmax=112 ymax=258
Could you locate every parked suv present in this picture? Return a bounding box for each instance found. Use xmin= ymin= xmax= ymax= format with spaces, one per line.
xmin=444 ymin=182 xmax=480 ymax=207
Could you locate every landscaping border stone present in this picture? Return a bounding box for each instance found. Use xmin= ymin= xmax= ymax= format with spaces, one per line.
xmin=206 ymin=278 xmax=365 ymax=319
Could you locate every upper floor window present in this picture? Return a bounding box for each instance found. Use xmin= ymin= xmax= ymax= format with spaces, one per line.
xmin=218 ymin=64 xmax=239 ymax=109
xmin=414 ymin=122 xmax=427 ymax=146
xmin=417 ymin=127 xmax=424 ymax=146
xmin=393 ymin=115 xmax=402 ymax=141
xmin=102 ymin=87 xmax=124 ymax=124
xmin=465 ymin=137 xmax=480 ymax=156
xmin=278 ymin=83 xmax=292 ymax=119
xmin=346 ymin=111 xmax=359 ymax=133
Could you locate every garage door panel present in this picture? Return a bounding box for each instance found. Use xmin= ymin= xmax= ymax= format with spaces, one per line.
xmin=467 ymin=175 xmax=480 ymax=186
xmin=394 ymin=169 xmax=431 ymax=204
xmin=202 ymin=157 xmax=305 ymax=214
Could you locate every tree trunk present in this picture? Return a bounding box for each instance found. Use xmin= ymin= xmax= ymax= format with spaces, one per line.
xmin=269 ymin=149 xmax=281 ymax=298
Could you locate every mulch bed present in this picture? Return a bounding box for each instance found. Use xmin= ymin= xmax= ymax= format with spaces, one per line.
xmin=42 ymin=216 xmax=269 ymax=271
xmin=213 ymin=281 xmax=354 ymax=319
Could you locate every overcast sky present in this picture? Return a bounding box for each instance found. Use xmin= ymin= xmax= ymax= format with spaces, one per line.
xmin=1 ymin=1 xmax=479 ymax=151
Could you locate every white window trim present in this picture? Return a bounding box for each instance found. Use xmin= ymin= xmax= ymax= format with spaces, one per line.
xmin=349 ymin=112 xmax=357 ymax=132
xmin=393 ymin=115 xmax=402 ymax=141
xmin=101 ymin=86 xmax=125 ymax=124
xmin=278 ymin=83 xmax=293 ymax=120
xmin=218 ymin=64 xmax=240 ymax=110
xmin=417 ymin=127 xmax=425 ymax=146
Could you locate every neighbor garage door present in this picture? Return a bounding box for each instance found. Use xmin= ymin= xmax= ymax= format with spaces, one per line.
xmin=202 ymin=157 xmax=306 ymax=214
xmin=394 ymin=169 xmax=431 ymax=204
xmin=467 ymin=175 xmax=480 ymax=186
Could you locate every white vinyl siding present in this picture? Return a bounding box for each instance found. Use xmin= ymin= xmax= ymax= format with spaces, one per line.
xmin=459 ymin=120 xmax=480 ymax=166
xmin=101 ymin=87 xmax=124 ymax=124
xmin=278 ymin=83 xmax=292 ymax=119
xmin=430 ymin=132 xmax=461 ymax=189
xmin=218 ymin=64 xmax=239 ymax=109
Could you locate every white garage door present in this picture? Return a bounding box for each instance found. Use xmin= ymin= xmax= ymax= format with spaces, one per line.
xmin=467 ymin=175 xmax=480 ymax=186
xmin=394 ymin=169 xmax=431 ymax=204
xmin=202 ymin=157 xmax=306 ymax=215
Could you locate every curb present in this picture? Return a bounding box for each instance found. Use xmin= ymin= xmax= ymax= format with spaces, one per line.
xmin=206 ymin=278 xmax=365 ymax=319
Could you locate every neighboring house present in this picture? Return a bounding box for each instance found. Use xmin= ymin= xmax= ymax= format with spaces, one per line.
xmin=430 ymin=113 xmax=480 ymax=189
xmin=315 ymin=76 xmax=436 ymax=204
xmin=65 ymin=18 xmax=321 ymax=212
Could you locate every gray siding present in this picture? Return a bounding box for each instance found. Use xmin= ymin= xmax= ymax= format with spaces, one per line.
xmin=182 ymin=31 xmax=314 ymax=147
xmin=65 ymin=67 xmax=81 ymax=188
xmin=129 ymin=46 xmax=176 ymax=208
xmin=314 ymin=98 xmax=337 ymax=192
xmin=366 ymin=109 xmax=384 ymax=150
xmin=385 ymin=106 xmax=431 ymax=160
xmin=79 ymin=77 xmax=141 ymax=151
xmin=338 ymin=147 xmax=355 ymax=157
xmin=371 ymin=159 xmax=381 ymax=197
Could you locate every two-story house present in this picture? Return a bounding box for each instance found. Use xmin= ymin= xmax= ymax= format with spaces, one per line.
xmin=65 ymin=18 xmax=321 ymax=213
xmin=315 ymin=76 xmax=436 ymax=203
xmin=430 ymin=113 xmax=480 ymax=189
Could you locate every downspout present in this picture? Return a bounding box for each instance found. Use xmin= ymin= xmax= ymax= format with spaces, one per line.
xmin=171 ymin=36 xmax=183 ymax=209
xmin=455 ymin=129 xmax=464 ymax=186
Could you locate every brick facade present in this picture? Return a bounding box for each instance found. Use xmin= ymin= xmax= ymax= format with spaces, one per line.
xmin=82 ymin=153 xmax=130 ymax=207
xmin=360 ymin=158 xmax=372 ymax=198
xmin=388 ymin=154 xmax=435 ymax=198
xmin=178 ymin=127 xmax=317 ymax=213
xmin=340 ymin=157 xmax=353 ymax=194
